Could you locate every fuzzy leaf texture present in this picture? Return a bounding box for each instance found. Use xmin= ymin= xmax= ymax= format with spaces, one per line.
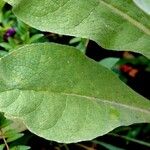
xmin=3 ymin=0 xmax=150 ymax=58
xmin=0 ymin=43 xmax=150 ymax=143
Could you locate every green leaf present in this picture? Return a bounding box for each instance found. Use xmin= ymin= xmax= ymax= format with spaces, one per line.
xmin=4 ymin=129 xmax=24 ymax=142
xmin=28 ymin=34 xmax=44 ymax=43
xmin=10 ymin=146 xmax=30 ymax=150
xmin=4 ymin=0 xmax=150 ymax=57
xmin=0 ymin=51 xmax=8 ymax=58
xmin=0 ymin=0 xmax=5 ymax=10
xmin=0 ymin=113 xmax=12 ymax=128
xmin=0 ymin=43 xmax=13 ymax=50
xmin=99 ymin=58 xmax=119 ymax=70
xmin=0 ymin=144 xmax=5 ymax=150
xmin=0 ymin=43 xmax=150 ymax=143
xmin=133 ymin=0 xmax=150 ymax=15
xmin=7 ymin=132 xmax=24 ymax=142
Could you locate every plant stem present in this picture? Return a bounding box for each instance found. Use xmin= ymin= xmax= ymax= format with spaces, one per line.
xmin=85 ymin=39 xmax=89 ymax=48
xmin=76 ymin=144 xmax=95 ymax=150
xmin=63 ymin=144 xmax=69 ymax=150
xmin=0 ymin=129 xmax=9 ymax=150
xmin=108 ymin=133 xmax=150 ymax=147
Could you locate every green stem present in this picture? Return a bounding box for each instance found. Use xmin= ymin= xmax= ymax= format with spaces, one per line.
xmin=0 ymin=129 xmax=9 ymax=150
xmin=109 ymin=133 xmax=150 ymax=147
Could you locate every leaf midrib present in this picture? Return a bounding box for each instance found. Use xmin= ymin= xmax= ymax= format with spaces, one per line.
xmin=1 ymin=89 xmax=150 ymax=115
xmin=100 ymin=0 xmax=150 ymax=35
xmin=64 ymin=92 xmax=150 ymax=115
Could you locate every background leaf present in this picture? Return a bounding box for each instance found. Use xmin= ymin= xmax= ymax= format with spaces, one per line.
xmin=99 ymin=57 xmax=119 ymax=70
xmin=4 ymin=0 xmax=150 ymax=57
xmin=0 ymin=43 xmax=150 ymax=143
xmin=0 ymin=0 xmax=5 ymax=9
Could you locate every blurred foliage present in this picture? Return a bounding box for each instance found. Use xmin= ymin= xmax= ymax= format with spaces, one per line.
xmin=0 ymin=5 xmax=48 ymax=57
xmin=0 ymin=113 xmax=30 ymax=150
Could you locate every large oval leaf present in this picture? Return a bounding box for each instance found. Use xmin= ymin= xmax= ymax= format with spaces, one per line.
xmin=0 ymin=43 xmax=150 ymax=143
xmin=4 ymin=0 xmax=150 ymax=57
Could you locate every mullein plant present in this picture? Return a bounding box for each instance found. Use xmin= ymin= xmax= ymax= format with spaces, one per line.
xmin=0 ymin=0 xmax=150 ymax=146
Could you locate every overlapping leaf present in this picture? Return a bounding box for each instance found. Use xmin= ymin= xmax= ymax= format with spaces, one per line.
xmin=4 ymin=0 xmax=150 ymax=57
xmin=0 ymin=43 xmax=150 ymax=143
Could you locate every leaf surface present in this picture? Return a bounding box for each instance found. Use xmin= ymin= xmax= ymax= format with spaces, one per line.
xmin=4 ymin=0 xmax=150 ymax=57
xmin=0 ymin=43 xmax=150 ymax=143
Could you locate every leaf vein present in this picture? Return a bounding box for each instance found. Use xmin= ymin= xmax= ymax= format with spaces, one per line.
xmin=100 ymin=0 xmax=150 ymax=35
